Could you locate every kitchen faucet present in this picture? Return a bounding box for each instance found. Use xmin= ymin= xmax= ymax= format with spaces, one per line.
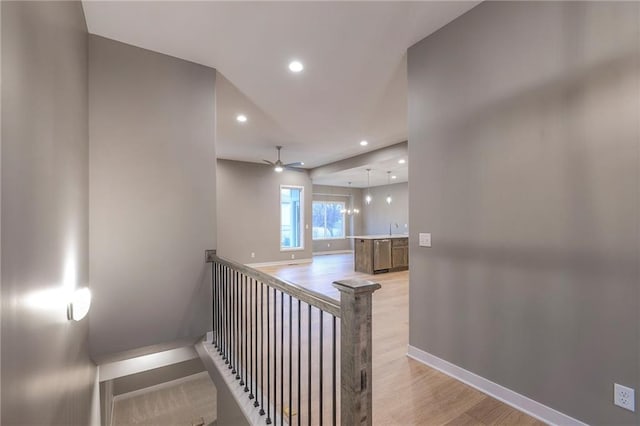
xmin=389 ymin=222 xmax=398 ymax=235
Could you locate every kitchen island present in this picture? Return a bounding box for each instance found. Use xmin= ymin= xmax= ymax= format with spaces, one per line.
xmin=349 ymin=235 xmax=409 ymax=274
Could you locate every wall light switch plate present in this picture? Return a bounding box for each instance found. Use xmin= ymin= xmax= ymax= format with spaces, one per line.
xmin=419 ymin=233 xmax=431 ymax=247
xmin=614 ymin=383 xmax=635 ymax=412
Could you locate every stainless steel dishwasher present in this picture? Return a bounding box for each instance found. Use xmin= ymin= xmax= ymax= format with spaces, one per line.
xmin=373 ymin=239 xmax=392 ymax=272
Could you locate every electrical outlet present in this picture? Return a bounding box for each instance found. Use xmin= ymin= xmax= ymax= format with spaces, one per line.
xmin=291 ymin=254 xmax=295 ymax=260
xmin=251 ymin=252 xmax=255 ymax=258
xmin=614 ymin=383 xmax=635 ymax=412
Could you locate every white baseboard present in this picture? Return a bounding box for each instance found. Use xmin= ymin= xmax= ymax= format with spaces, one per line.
xmin=406 ymin=345 xmax=587 ymax=426
xmin=312 ymin=250 xmax=353 ymax=256
xmin=245 ymin=258 xmax=312 ymax=268
xmin=113 ymin=371 xmax=209 ymax=402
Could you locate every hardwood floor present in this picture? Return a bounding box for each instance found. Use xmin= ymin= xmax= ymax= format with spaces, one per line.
xmin=258 ymin=254 xmax=545 ymax=426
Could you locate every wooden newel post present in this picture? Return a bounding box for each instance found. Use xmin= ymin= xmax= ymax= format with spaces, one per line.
xmin=333 ymin=279 xmax=381 ymax=426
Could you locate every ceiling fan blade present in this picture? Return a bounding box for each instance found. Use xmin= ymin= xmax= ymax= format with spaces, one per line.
xmin=284 ymin=162 xmax=303 ymax=168
xmin=263 ymin=160 xmax=275 ymax=165
xmin=284 ymin=166 xmax=307 ymax=173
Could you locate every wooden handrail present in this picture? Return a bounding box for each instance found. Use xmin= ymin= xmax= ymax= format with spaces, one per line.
xmin=206 ymin=250 xmax=341 ymax=317
xmin=205 ymin=249 xmax=380 ymax=426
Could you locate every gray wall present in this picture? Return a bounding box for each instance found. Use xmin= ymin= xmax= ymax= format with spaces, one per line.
xmin=1 ymin=2 xmax=95 ymax=424
xmin=312 ymin=185 xmax=363 ymax=253
xmin=362 ymin=182 xmax=408 ymax=236
xmin=89 ymin=36 xmax=216 ymax=357
xmin=408 ymin=2 xmax=639 ymax=424
xmin=217 ymin=159 xmax=313 ymax=265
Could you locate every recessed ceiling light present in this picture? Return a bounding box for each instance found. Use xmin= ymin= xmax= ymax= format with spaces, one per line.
xmin=391 ymin=175 xmax=397 ymax=179
xmin=360 ymin=140 xmax=368 ymax=146
xmin=236 ymin=114 xmax=247 ymax=123
xmin=398 ymin=159 xmax=406 ymax=164
xmin=288 ymin=60 xmax=304 ymax=73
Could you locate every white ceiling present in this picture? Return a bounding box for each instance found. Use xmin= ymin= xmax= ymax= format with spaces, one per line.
xmin=82 ymin=1 xmax=479 ymax=176
xmin=313 ymin=159 xmax=409 ymax=188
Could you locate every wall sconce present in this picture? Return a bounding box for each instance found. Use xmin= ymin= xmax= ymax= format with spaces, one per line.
xmin=67 ymin=287 xmax=92 ymax=321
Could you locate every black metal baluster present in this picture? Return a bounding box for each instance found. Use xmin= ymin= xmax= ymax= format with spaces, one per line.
xmin=231 ymin=269 xmax=236 ymax=371
xmin=233 ymin=271 xmax=237 ymax=375
xmin=280 ymin=291 xmax=284 ymax=426
xmin=332 ymin=315 xmax=337 ymax=426
xmin=211 ymin=262 xmax=218 ymax=346
xmin=297 ymin=299 xmax=301 ymax=426
xmin=240 ymin=274 xmax=245 ymax=384
xmin=249 ymin=278 xmax=254 ymax=398
xmin=218 ymin=265 xmax=225 ymax=359
xmin=218 ymin=263 xmax=222 ymax=349
xmin=244 ymin=276 xmax=249 ymax=391
xmin=217 ymin=263 xmax=221 ymax=349
xmin=251 ymin=278 xmax=257 ymax=403
xmin=223 ymin=267 xmax=226 ymax=356
xmin=266 ymin=285 xmax=272 ymax=424
xmin=236 ymin=272 xmax=240 ymax=378
xmin=289 ymin=295 xmax=293 ymax=426
xmin=238 ymin=273 xmax=243 ymax=378
xmin=224 ymin=267 xmax=229 ymax=364
xmin=227 ymin=267 xmax=231 ymax=365
xmin=273 ymin=288 xmax=277 ymax=425
xmin=237 ymin=274 xmax=241 ymax=379
xmin=259 ymin=283 xmax=265 ymax=415
xmin=319 ymin=310 xmax=324 ymax=426
xmin=307 ymin=304 xmax=312 ymax=426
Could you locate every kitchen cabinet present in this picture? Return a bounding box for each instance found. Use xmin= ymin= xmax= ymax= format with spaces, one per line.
xmin=392 ymin=237 xmax=408 ymax=269
xmin=352 ymin=235 xmax=408 ymax=274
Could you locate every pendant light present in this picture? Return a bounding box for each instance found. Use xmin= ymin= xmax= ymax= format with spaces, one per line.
xmin=365 ymin=169 xmax=372 ymax=205
xmin=341 ymin=182 xmax=360 ymax=215
xmin=385 ymin=171 xmax=392 ymax=204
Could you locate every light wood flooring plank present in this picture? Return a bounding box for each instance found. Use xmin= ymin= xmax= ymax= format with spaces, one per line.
xmin=258 ymin=254 xmax=546 ymax=426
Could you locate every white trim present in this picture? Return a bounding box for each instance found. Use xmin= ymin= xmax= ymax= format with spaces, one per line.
xmin=113 ymin=371 xmax=209 ymax=402
xmin=89 ymin=368 xmax=101 ymax=426
xmin=197 ymin=341 xmax=283 ymax=426
xmin=406 ymin=345 xmax=587 ymax=426
xmin=313 ymin=250 xmax=353 ymax=256
xmin=245 ymin=258 xmax=312 ymax=268
xmin=98 ymin=346 xmax=198 ymax=382
xmin=280 ymin=247 xmax=306 ymax=252
xmin=312 ymin=237 xmax=347 ymax=241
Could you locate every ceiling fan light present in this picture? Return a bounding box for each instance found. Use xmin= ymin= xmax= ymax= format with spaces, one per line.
xmin=274 ymin=165 xmax=283 ymax=173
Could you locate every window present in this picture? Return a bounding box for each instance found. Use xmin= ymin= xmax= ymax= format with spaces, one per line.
xmin=312 ymin=201 xmax=345 ymax=240
xmin=280 ymin=186 xmax=304 ymax=250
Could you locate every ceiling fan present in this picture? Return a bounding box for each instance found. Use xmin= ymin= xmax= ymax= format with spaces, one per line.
xmin=263 ymin=146 xmax=304 ymax=173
